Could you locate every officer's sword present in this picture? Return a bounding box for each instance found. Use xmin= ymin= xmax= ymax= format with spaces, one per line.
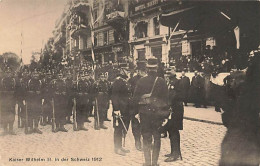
xmin=117 ymin=115 xmax=128 ymax=147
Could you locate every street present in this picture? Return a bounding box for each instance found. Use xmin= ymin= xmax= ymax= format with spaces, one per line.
xmin=0 ymin=106 xmax=226 ymax=166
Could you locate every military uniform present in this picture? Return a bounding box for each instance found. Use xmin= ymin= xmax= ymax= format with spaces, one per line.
xmin=0 ymin=70 xmax=16 ymax=135
xmin=75 ymin=75 xmax=89 ymax=131
xmin=65 ymin=74 xmax=74 ymax=124
xmin=111 ymin=73 xmax=131 ymax=156
xmin=133 ymin=58 xmax=169 ymax=166
xmin=93 ymin=73 xmax=110 ymax=129
xmin=27 ymin=71 xmax=43 ymax=134
xmin=52 ymin=74 xmax=68 ymax=132
xmin=41 ymin=71 xmax=53 ymax=125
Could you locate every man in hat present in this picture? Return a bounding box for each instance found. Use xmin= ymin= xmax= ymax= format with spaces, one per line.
xmin=0 ymin=68 xmax=16 ymax=135
xmin=52 ymin=72 xmax=68 ymax=132
xmin=191 ymin=71 xmax=205 ymax=108
xmin=26 ymin=69 xmax=43 ymax=134
xmin=111 ymin=68 xmax=131 ymax=156
xmin=93 ymin=72 xmax=110 ymax=130
xmin=133 ymin=57 xmax=169 ymax=166
xmin=128 ymin=60 xmax=146 ymax=151
xmin=179 ymin=71 xmax=190 ymax=106
xmin=164 ymin=70 xmax=184 ymax=162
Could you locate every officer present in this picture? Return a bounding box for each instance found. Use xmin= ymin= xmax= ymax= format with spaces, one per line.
xmin=27 ymin=69 xmax=43 ymax=134
xmin=52 ymin=72 xmax=68 ymax=132
xmin=128 ymin=60 xmax=146 ymax=151
xmin=133 ymin=57 xmax=169 ymax=166
xmin=111 ymin=67 xmax=131 ymax=156
xmin=41 ymin=70 xmax=53 ymax=125
xmin=0 ymin=68 xmax=16 ymax=135
xmin=75 ymin=71 xmax=89 ymax=131
xmin=164 ymin=70 xmax=184 ymax=162
xmin=93 ymin=73 xmax=110 ymax=130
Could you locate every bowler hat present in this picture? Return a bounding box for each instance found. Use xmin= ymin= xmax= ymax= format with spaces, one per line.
xmin=146 ymin=57 xmax=158 ymax=69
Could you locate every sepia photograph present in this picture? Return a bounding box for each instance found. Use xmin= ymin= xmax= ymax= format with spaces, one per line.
xmin=0 ymin=0 xmax=259 ymax=166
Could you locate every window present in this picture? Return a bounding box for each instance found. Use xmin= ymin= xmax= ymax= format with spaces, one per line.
xmin=103 ymin=31 xmax=109 ymax=45
xmin=94 ymin=33 xmax=97 ymax=46
xmin=134 ymin=21 xmax=148 ymax=39
xmin=153 ymin=17 xmax=160 ymax=35
xmin=137 ymin=49 xmax=146 ymax=60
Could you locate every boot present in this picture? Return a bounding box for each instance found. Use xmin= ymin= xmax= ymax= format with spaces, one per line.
xmin=100 ymin=124 xmax=108 ymax=130
xmin=135 ymin=140 xmax=142 ymax=151
xmin=114 ymin=148 xmax=126 ymax=156
xmin=59 ymin=125 xmax=68 ymax=132
xmin=79 ymin=125 xmax=88 ymax=131
xmin=121 ymin=147 xmax=130 ymax=153
xmin=34 ymin=128 xmax=43 ymax=134
xmin=85 ymin=118 xmax=91 ymax=123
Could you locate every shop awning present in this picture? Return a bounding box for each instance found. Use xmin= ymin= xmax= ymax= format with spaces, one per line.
xmin=160 ymin=5 xmax=234 ymax=34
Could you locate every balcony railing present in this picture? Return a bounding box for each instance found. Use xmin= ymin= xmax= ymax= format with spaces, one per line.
xmin=106 ymin=11 xmax=125 ymax=20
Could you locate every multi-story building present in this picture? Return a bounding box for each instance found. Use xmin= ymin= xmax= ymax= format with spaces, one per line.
xmin=91 ymin=0 xmax=129 ymax=65
xmin=129 ymin=0 xmax=176 ymax=66
xmin=52 ymin=0 xmax=130 ymax=67
xmin=53 ymin=0 xmax=92 ymax=67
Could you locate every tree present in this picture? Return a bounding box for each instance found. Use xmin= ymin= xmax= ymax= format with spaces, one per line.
xmin=0 ymin=52 xmax=21 ymax=71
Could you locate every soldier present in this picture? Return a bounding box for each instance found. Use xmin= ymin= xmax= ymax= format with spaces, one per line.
xmin=133 ymin=57 xmax=169 ymax=166
xmin=65 ymin=70 xmax=74 ymax=124
xmin=179 ymin=71 xmax=190 ymax=106
xmin=27 ymin=69 xmax=43 ymax=134
xmin=111 ymin=68 xmax=131 ymax=156
xmin=41 ymin=70 xmax=53 ymax=125
xmin=75 ymin=71 xmax=89 ymax=131
xmin=15 ymin=69 xmax=28 ymax=128
xmin=93 ymin=73 xmax=110 ymax=130
xmin=87 ymin=72 xmax=95 ymax=118
xmin=128 ymin=60 xmax=146 ymax=151
xmin=164 ymin=70 xmax=184 ymax=162
xmin=0 ymin=68 xmax=16 ymax=135
xmin=52 ymin=72 xmax=68 ymax=132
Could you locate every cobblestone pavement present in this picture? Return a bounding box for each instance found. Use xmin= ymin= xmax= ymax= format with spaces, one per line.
xmin=0 ymin=106 xmax=226 ymax=166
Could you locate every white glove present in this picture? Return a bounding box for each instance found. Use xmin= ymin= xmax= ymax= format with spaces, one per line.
xmin=114 ymin=110 xmax=121 ymax=116
xmin=162 ymin=119 xmax=168 ymax=126
xmin=42 ymin=99 xmax=44 ymax=105
xmin=135 ymin=114 xmax=140 ymax=122
xmin=23 ymin=100 xmax=26 ymax=105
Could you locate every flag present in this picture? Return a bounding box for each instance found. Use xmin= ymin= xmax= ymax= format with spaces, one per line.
xmin=234 ymin=26 xmax=240 ymax=49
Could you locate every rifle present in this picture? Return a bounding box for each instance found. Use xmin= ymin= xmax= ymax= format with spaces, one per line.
xmin=40 ymin=101 xmax=44 ymax=126
xmin=17 ymin=104 xmax=21 ymax=128
xmin=94 ymin=98 xmax=100 ymax=130
xmin=73 ymin=98 xmax=77 ymax=131
xmin=24 ymin=101 xmax=28 ymax=134
xmin=51 ymin=98 xmax=56 ymax=132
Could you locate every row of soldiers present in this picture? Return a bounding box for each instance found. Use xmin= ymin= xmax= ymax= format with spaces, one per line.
xmin=0 ymin=67 xmax=112 ymax=135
